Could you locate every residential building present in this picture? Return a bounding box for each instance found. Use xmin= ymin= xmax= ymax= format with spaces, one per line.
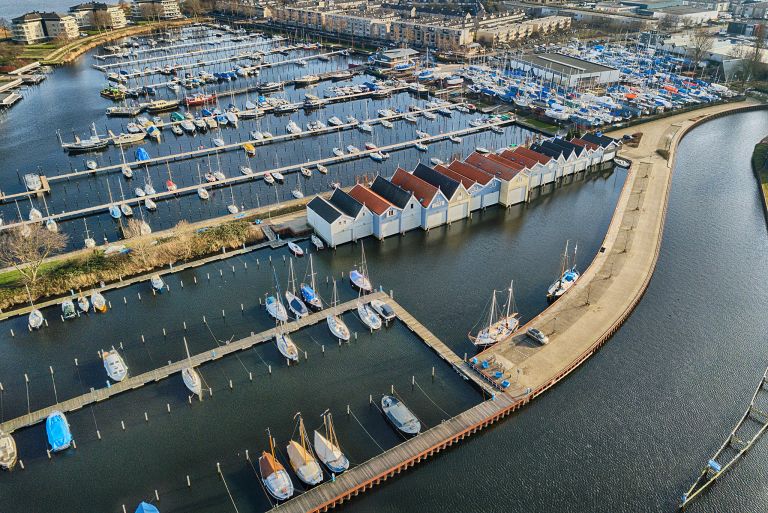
xmin=12 ymin=11 xmax=80 ymax=44
xmin=132 ymin=0 xmax=183 ymax=20
xmin=69 ymin=2 xmax=128 ymax=29
xmin=475 ymin=16 xmax=572 ymax=46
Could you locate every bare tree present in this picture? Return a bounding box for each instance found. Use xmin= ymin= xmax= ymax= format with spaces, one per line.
xmin=93 ymin=10 xmax=113 ymax=31
xmin=688 ymin=28 xmax=713 ymax=70
xmin=0 ymin=225 xmax=68 ymax=293
xmin=123 ymin=218 xmax=147 ymax=239
xmin=183 ymin=0 xmax=204 ymax=17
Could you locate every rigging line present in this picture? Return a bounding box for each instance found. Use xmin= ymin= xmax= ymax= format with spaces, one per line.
xmin=414 ymin=379 xmax=451 ymax=419
xmin=218 ymin=465 xmax=241 ymax=513
xmin=246 ymin=456 xmax=276 ymax=509
xmin=203 ymin=320 xmax=251 ymax=375
xmin=252 ymin=347 xmax=272 ymax=370
xmin=74 ymin=364 xmax=100 ymax=432
xmin=349 ymin=408 xmax=385 ymax=452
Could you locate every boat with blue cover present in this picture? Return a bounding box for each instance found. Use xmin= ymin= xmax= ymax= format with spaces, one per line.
xmin=134 ymin=502 xmax=160 ymax=513
xmin=46 ymin=411 xmax=73 ymax=452
xmin=300 ymin=255 xmax=323 ymax=311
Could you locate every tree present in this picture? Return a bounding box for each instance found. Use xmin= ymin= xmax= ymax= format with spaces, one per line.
xmin=93 ymin=10 xmax=113 ymax=31
xmin=0 ymin=225 xmax=68 ymax=293
xmin=688 ymin=28 xmax=713 ymax=70
xmin=162 ymin=220 xmax=195 ymax=262
xmin=183 ymin=0 xmax=205 ymax=17
xmin=0 ymin=42 xmax=22 ymax=67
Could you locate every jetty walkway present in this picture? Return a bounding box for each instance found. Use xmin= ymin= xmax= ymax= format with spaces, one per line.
xmin=0 ymin=291 xmax=388 ymax=434
xmin=263 ymin=100 xmax=766 ymax=512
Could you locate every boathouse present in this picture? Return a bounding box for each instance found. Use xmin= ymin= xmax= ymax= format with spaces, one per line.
xmin=531 ymin=141 xmax=574 ymax=176
xmin=370 ymin=175 xmax=422 ymax=234
xmin=306 ymin=196 xmax=354 ymax=248
xmin=439 ymin=161 xmax=500 ymax=211
xmin=411 ymin=163 xmax=470 ymax=223
xmin=497 ymin=148 xmax=550 ymax=188
xmin=581 ymin=133 xmax=619 ymax=162
xmin=348 ymin=184 xmax=400 ymax=239
xmin=508 ymin=146 xmax=557 ymax=184
xmin=465 ymin=153 xmax=529 ymax=206
xmin=570 ymin=138 xmax=604 ymax=167
xmin=328 ymin=188 xmax=374 ymax=241
xmin=390 ymin=168 xmax=449 ymax=230
xmin=548 ymin=138 xmax=590 ymax=171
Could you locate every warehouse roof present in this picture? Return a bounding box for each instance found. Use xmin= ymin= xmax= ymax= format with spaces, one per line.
xmin=518 ymin=53 xmax=616 ymax=75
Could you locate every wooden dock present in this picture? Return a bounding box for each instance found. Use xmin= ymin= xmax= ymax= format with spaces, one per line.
xmin=271 ymin=391 xmax=523 ymax=513
xmin=0 ymin=291 xmax=387 ymax=435
xmin=0 ymin=117 xmax=514 ymax=228
xmin=679 ymin=365 xmax=768 ymax=509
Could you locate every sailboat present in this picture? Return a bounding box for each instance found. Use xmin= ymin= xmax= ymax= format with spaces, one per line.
xmin=102 ymin=347 xmax=128 ymax=382
xmin=314 ymin=411 xmax=349 ymax=474
xmin=300 ymin=255 xmax=323 ymax=311
xmin=181 ymin=337 xmax=202 ymax=399
xmin=326 ymin=280 xmax=350 ymax=341
xmin=266 ymin=267 xmax=289 ymax=322
xmin=196 ymin=164 xmax=209 ymax=200
xmin=547 ymin=241 xmax=579 ymax=302
xmin=259 ymin=429 xmax=294 ymax=501
xmin=150 ymin=274 xmax=165 ymax=293
xmin=83 ymin=219 xmax=96 ymax=248
xmin=91 ymin=291 xmax=107 ymax=312
xmin=468 ymin=281 xmax=520 ymax=347
xmin=118 ymin=181 xmax=133 ymax=217
xmin=286 ymin=413 xmax=324 ymax=486
xmin=165 ymin=163 xmax=177 ymax=192
xmin=357 ymin=296 xmax=382 ymax=330
xmin=285 ymin=259 xmax=309 ymax=319
xmin=76 ymin=294 xmax=90 ymax=313
xmin=291 ymin=174 xmax=304 ymax=199
xmin=107 ymin=180 xmax=121 ymax=219
xmin=349 ymin=242 xmax=372 ymax=293
xmin=275 ymin=328 xmax=299 ymax=362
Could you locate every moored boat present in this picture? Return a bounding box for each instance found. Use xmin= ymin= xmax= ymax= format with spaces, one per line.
xmin=287 ymin=414 xmax=324 ymax=486
xmin=260 ymin=431 xmax=294 ymax=501
xmin=275 ymin=330 xmax=299 ymax=362
xmin=150 ymin=274 xmax=165 ymax=293
xmin=381 ymin=395 xmax=421 ymax=436
xmin=0 ymin=431 xmax=17 ymax=470
xmin=102 ymin=348 xmax=128 ymax=382
xmin=61 ymin=299 xmax=77 ymax=320
xmin=357 ymin=301 xmax=382 ymax=330
xmin=326 ymin=280 xmax=350 ymax=340
xmin=314 ymin=412 xmax=349 ymax=474
xmin=468 ymin=281 xmax=519 ymax=347
xmin=28 ymin=309 xmax=44 ymax=330
xmin=547 ymin=241 xmax=579 ymax=301
xmin=46 ymin=411 xmax=73 ymax=452
xmin=91 ymin=292 xmax=107 ymax=312
xmin=369 ymin=298 xmax=396 ymax=321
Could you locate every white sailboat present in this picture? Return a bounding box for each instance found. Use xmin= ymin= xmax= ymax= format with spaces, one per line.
xmin=326 ymin=280 xmax=350 ymax=341
xmin=357 ymin=295 xmax=382 ymax=330
xmin=349 ymin=242 xmax=373 ymax=293
xmin=266 ymin=267 xmax=289 ymax=322
xmin=313 ymin=411 xmax=349 ymax=474
xmin=547 ymin=241 xmax=580 ymax=301
xmin=181 ymin=337 xmax=202 ymax=399
xmin=468 ymin=281 xmax=519 ymax=347
xmin=286 ymin=413 xmax=324 ymax=486
xmin=275 ymin=329 xmax=299 ymax=362
xmin=285 ymin=258 xmax=309 ymax=319
xmin=260 ymin=429 xmax=294 ymax=501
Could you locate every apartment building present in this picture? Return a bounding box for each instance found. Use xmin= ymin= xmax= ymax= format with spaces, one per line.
xmin=475 ymin=16 xmax=572 ymax=45
xmin=69 ymin=2 xmax=128 ymax=29
xmin=12 ymin=11 xmax=80 ymax=44
xmin=132 ymin=0 xmax=183 ymax=20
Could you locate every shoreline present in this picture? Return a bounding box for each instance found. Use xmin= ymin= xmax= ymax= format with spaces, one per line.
xmin=751 ymin=136 xmax=768 ymax=225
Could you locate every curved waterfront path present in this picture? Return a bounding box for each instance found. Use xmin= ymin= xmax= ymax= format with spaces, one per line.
xmin=482 ymin=99 xmax=766 ymax=396
xmin=267 ymin=99 xmax=767 ymax=513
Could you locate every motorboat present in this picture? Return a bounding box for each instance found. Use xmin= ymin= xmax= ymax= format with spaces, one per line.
xmin=422 ymin=111 xmax=437 ymax=121
xmin=449 ymin=135 xmax=462 ymax=144
xmin=614 ymin=156 xmax=631 ymax=168
xmin=150 ymin=274 xmax=165 ymax=293
xmin=357 ymin=123 xmax=373 ymax=134
xmin=275 ymin=331 xmax=299 ymax=362
xmin=102 ymin=348 xmax=128 ymax=382
xmin=300 ymin=167 xmax=312 ymax=177
xmin=316 ymin=164 xmax=328 ymax=175
xmin=46 ymin=411 xmax=73 ymax=452
xmin=145 ymin=198 xmax=157 ymax=211
xmin=24 ymin=173 xmax=42 ymax=191
xmin=120 ymin=203 xmax=134 ymax=217
xmin=314 ymin=412 xmax=349 ymax=474
xmin=61 ymin=300 xmax=77 ymax=320
xmin=380 ymin=119 xmax=393 ymax=129
xmin=240 ymin=165 xmax=253 ymax=176
xmin=263 ymin=173 xmax=275 ymax=185
xmin=346 ymin=145 xmax=360 ymax=154
xmin=76 ymin=295 xmax=90 ymax=313
xmin=403 ymin=114 xmax=418 ymax=123
xmin=272 ymin=171 xmax=285 ymax=182
xmin=327 ymin=116 xmax=343 ymax=126
xmin=109 ymin=205 xmax=122 ymax=219
xmin=212 ymin=138 xmax=225 ymax=147
xmin=91 ymin=292 xmax=107 ymax=312
xmin=369 ymin=152 xmax=385 ymax=162
xmin=286 ymin=120 xmax=302 ymax=135
xmin=197 ymin=186 xmax=209 ymax=200
xmin=381 ymin=395 xmax=421 ymax=436
xmin=0 ymin=431 xmax=17 ymax=470
xmin=416 ymin=130 xmax=429 ymax=139
xmin=369 ymin=299 xmax=396 ymax=321
xmin=28 ymin=309 xmax=44 ymax=330
xmin=430 ymin=157 xmax=444 ymax=166
xmin=414 ymin=142 xmax=428 ymax=152
xmin=475 ymin=146 xmax=490 ymax=154
xmin=357 ymin=301 xmax=382 ymax=330
xmin=345 ymin=115 xmax=358 ymax=125
xmin=287 ymin=242 xmax=304 ymax=257
xmin=332 ymin=147 xmax=344 ymax=157
xmin=287 ymin=414 xmax=324 ymax=486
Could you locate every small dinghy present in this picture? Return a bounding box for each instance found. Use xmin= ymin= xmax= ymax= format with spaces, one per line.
xmin=28 ymin=309 xmax=44 ymax=330
xmin=102 ymin=348 xmax=128 ymax=382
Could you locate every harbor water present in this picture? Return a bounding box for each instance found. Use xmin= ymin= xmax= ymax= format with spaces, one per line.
xmin=0 ymin=21 xmax=766 ymax=513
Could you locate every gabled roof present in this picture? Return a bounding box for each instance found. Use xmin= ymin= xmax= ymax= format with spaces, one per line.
xmin=70 ymin=2 xmax=113 ymax=12
xmin=465 ymin=153 xmax=519 ymax=181
xmin=433 ymin=164 xmax=476 ymax=190
xmin=329 ymin=188 xmax=364 ymax=218
xmin=498 ymin=148 xmax=540 ymax=169
xmin=534 ymin=140 xmax=572 ymax=159
xmin=308 ymin=196 xmax=343 ymax=224
xmin=512 ymin=146 xmax=552 ymax=165
xmin=582 ymin=132 xmax=618 ymax=148
xmin=391 ymin=168 xmax=439 ymax=208
xmin=412 ymin=163 xmax=460 ymax=199
xmin=486 ymin=154 xmax=526 ymax=172
xmin=548 ymin=138 xmax=585 ymax=157
xmin=445 ymin=160 xmax=494 ymax=185
xmin=370 ymin=175 xmax=413 ymax=209
xmin=530 ymin=142 xmax=564 ymax=160
xmin=570 ymin=138 xmax=601 ymax=151
xmin=348 ymin=184 xmax=395 ymax=216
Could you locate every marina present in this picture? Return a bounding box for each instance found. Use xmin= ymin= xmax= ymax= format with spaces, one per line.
xmin=0 ymin=12 xmax=767 ymax=513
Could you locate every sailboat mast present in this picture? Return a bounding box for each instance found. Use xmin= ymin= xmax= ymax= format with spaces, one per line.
xmin=487 ymin=291 xmax=497 ymax=328
xmin=506 ymin=281 xmax=513 ymax=319
xmin=309 ymin=255 xmax=316 ymax=290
